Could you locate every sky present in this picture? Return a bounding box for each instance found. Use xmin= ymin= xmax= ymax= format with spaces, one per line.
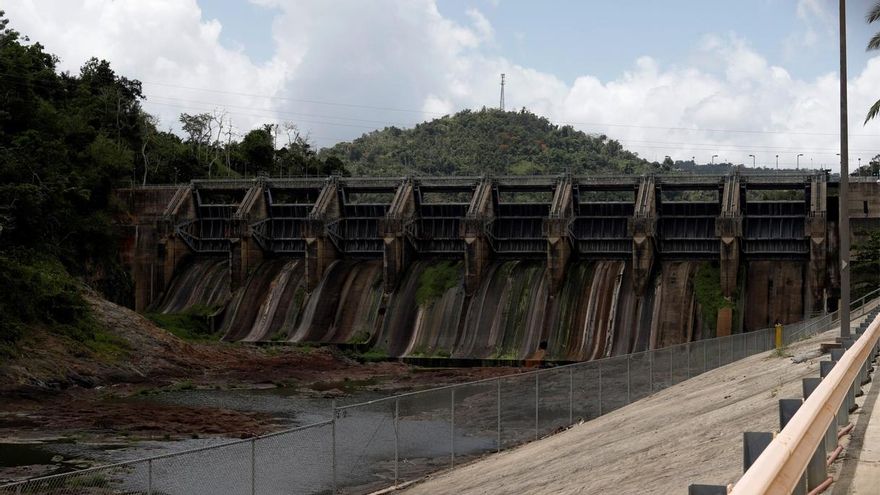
xmin=5 ymin=0 xmax=880 ymax=171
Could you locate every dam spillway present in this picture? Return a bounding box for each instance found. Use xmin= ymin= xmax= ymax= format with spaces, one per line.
xmin=116 ymin=172 xmax=879 ymax=361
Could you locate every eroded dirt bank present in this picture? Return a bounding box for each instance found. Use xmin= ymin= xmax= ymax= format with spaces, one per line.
xmin=0 ymin=292 xmax=516 ymax=481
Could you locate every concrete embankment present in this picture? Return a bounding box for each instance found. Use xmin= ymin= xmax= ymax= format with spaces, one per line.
xmin=399 ymin=327 xmax=847 ymax=495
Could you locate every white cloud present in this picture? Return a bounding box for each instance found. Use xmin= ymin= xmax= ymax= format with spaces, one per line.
xmin=4 ymin=0 xmax=290 ymax=134
xmin=6 ymin=0 xmax=880 ymax=170
xmin=466 ymin=8 xmax=494 ymax=42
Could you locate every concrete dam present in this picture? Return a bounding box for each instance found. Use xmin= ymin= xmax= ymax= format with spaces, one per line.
xmin=116 ymin=172 xmax=879 ymax=361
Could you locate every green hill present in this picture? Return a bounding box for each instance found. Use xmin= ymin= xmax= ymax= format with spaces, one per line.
xmin=320 ymin=108 xmax=655 ymax=176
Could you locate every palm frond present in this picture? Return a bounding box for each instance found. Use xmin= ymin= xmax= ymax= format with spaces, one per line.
xmin=870 ymin=32 xmax=880 ymax=51
xmin=865 ymin=99 xmax=880 ymax=124
xmin=869 ymin=2 xmax=880 ymax=23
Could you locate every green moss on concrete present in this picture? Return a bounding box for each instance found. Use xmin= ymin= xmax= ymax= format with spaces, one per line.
xmin=416 ymin=261 xmax=461 ymax=306
xmin=693 ymin=262 xmax=735 ymax=336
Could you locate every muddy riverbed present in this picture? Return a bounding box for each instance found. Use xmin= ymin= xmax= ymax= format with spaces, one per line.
xmin=0 ymin=293 xmax=522 ymax=487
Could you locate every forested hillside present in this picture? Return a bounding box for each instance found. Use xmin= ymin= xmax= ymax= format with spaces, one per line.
xmin=0 ymin=11 xmax=138 ymax=353
xmin=320 ymin=108 xmax=655 ymax=176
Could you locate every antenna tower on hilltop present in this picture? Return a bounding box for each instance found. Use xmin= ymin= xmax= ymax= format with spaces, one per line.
xmin=499 ymin=73 xmax=505 ymax=111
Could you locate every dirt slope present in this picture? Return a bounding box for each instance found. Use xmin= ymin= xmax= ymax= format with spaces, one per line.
xmin=0 ymin=292 xmax=200 ymax=396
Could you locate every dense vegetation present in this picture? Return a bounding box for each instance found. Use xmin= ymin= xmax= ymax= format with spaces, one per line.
xmin=320 ymin=108 xmax=656 ymax=176
xmin=0 ymin=11 xmax=137 ymax=352
xmin=0 ymin=11 xmax=349 ymax=352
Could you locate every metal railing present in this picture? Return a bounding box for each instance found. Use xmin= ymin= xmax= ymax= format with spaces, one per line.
xmin=720 ymin=304 xmax=880 ymax=494
xmin=3 ymin=297 xmax=878 ymax=495
xmin=783 ymin=288 xmax=880 ymax=346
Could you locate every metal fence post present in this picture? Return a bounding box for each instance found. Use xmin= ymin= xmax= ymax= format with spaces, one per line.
xmin=332 ymin=400 xmax=337 ymax=494
xmin=534 ymin=372 xmax=539 ymax=440
xmin=598 ymin=362 xmax=603 ymax=416
xmin=626 ymin=355 xmax=631 ymax=404
xmin=394 ymin=398 xmax=399 ymax=486
xmin=250 ymin=438 xmax=256 ymax=495
xmin=496 ymin=378 xmax=501 ymax=452
xmin=569 ymin=366 xmax=574 ymax=424
xmin=686 ymin=343 xmax=691 ymax=379
xmin=147 ymin=459 xmax=152 ymax=495
xmin=703 ymin=340 xmax=708 ymax=372
xmin=451 ymin=388 xmax=455 ymax=467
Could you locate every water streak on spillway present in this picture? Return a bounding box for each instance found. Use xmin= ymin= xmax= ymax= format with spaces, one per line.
xmin=152 ymin=258 xmax=230 ymax=313
xmin=155 ymin=256 xmax=807 ymax=361
xmin=290 ymin=260 xmax=384 ymax=344
xmin=220 ymin=259 xmax=306 ymax=342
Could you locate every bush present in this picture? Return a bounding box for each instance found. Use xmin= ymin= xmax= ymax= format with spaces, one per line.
xmin=0 ymin=251 xmax=97 ymax=351
xmin=145 ymin=304 xmax=218 ymax=341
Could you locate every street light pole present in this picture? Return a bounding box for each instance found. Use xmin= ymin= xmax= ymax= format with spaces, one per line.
xmin=711 ymin=154 xmax=718 ymax=164
xmin=748 ymin=154 xmax=756 ymax=168
xmin=797 ymin=153 xmax=804 ymax=170
xmin=839 ymin=0 xmax=851 ymax=338
xmin=776 ymin=154 xmax=779 ymax=169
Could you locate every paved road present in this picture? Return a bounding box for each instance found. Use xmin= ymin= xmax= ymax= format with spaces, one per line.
xmin=835 ymin=352 xmax=880 ymax=495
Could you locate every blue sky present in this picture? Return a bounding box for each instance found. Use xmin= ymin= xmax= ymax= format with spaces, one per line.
xmin=7 ymin=0 xmax=880 ymax=169
xmin=201 ymin=0 xmax=877 ymax=83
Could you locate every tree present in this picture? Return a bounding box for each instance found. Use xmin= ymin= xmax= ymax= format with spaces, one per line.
xmin=240 ymin=128 xmax=274 ymax=175
xmin=179 ymin=112 xmax=212 ymax=163
xmin=865 ymin=2 xmax=880 ymax=122
xmin=0 ymin=9 xmax=153 ymax=344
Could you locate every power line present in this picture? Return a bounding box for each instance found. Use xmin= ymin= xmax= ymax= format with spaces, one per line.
xmin=616 ymin=138 xmax=880 ymax=154
xmin=144 ymin=101 xmax=378 ymax=130
xmin=141 ymin=80 xmax=443 ymax=116
xmin=148 ymin=94 xmax=410 ymax=127
xmin=143 ymin=99 xmax=879 ymax=158
xmin=136 ymin=77 xmax=880 ymax=138
xmin=3 ymin=69 xmax=880 ymax=138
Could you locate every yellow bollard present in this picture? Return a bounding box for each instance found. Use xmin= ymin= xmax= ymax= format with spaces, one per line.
xmin=775 ymin=323 xmax=783 ymax=350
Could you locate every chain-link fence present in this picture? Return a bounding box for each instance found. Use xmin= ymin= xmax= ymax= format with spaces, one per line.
xmin=3 ymin=291 xmax=879 ymax=495
xmin=783 ymin=288 xmax=880 ymax=346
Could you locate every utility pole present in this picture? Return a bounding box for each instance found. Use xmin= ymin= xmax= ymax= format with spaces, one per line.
xmin=839 ymin=0 xmax=851 ymax=338
xmin=499 ymin=73 xmax=506 ymax=111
